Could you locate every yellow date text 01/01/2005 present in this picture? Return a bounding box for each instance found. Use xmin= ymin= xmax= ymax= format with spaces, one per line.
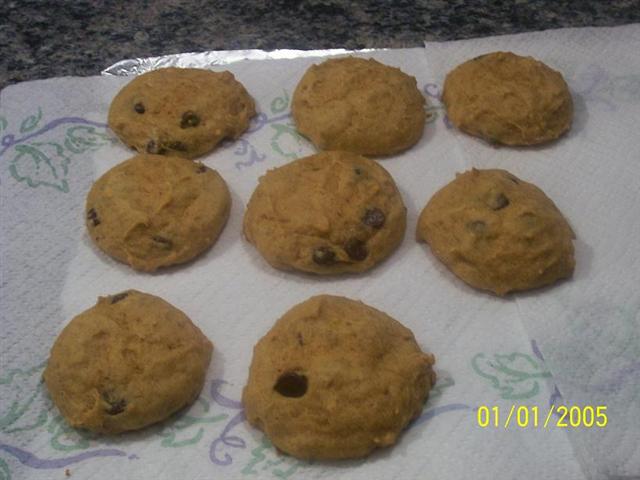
xmin=476 ymin=405 xmax=608 ymax=429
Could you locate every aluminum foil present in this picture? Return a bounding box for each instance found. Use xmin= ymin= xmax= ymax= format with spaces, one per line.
xmin=102 ymin=48 xmax=380 ymax=76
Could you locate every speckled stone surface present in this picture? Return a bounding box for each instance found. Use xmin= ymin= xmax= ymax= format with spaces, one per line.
xmin=1 ymin=0 xmax=639 ymax=88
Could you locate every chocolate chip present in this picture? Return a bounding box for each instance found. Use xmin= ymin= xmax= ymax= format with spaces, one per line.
xmin=168 ymin=141 xmax=187 ymax=152
xmin=196 ymin=164 xmax=207 ymax=174
xmin=274 ymin=372 xmax=308 ymax=398
xmin=146 ymin=140 xmax=166 ymax=154
xmin=87 ymin=208 xmax=100 ymax=227
xmin=180 ymin=111 xmax=200 ymax=129
xmin=488 ymin=193 xmax=510 ymax=210
xmin=110 ymin=292 xmax=129 ymax=304
xmin=297 ymin=333 xmax=304 ymax=346
xmin=362 ymin=208 xmax=385 ymax=229
xmin=467 ymin=220 xmax=487 ymax=234
xmin=354 ymin=167 xmax=363 ymax=175
xmin=344 ymin=238 xmax=368 ymax=261
xmin=152 ymin=236 xmax=173 ymax=249
xmin=312 ymin=246 xmax=336 ymax=265
xmin=133 ymin=102 xmax=145 ymax=114
xmin=101 ymin=392 xmax=127 ymax=415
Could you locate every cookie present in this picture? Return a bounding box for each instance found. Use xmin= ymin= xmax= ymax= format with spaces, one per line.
xmin=243 ymin=295 xmax=436 ymax=460
xmin=243 ymin=151 xmax=407 ymax=274
xmin=416 ymin=169 xmax=575 ymax=295
xmin=86 ymin=153 xmax=230 ymax=272
xmin=292 ymin=57 xmax=426 ymax=156
xmin=43 ymin=290 xmax=213 ymax=434
xmin=108 ymin=67 xmax=256 ymax=159
xmin=442 ymin=51 xmax=573 ymax=145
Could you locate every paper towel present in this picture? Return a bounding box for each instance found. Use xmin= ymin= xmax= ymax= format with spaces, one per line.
xmin=1 ymin=25 xmax=638 ymax=479
xmin=422 ymin=24 xmax=640 ymax=480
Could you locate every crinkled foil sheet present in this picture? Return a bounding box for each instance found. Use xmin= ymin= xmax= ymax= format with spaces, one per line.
xmin=102 ymin=48 xmax=380 ymax=76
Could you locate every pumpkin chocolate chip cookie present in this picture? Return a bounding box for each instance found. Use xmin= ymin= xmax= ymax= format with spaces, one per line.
xmin=243 ymin=151 xmax=407 ymax=275
xmin=442 ymin=52 xmax=573 ymax=146
xmin=242 ymin=295 xmax=436 ymax=459
xmin=417 ymin=169 xmax=575 ymax=295
xmin=86 ymin=153 xmax=230 ymax=272
xmin=292 ymin=56 xmax=427 ymax=156
xmin=43 ymin=290 xmax=213 ymax=434
xmin=108 ymin=67 xmax=256 ymax=158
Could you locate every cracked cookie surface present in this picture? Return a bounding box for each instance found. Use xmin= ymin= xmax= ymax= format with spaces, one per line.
xmin=292 ymin=57 xmax=426 ymax=156
xmin=417 ymin=169 xmax=575 ymax=295
xmin=43 ymin=290 xmax=213 ymax=434
xmin=243 ymin=151 xmax=407 ymax=274
xmin=442 ymin=51 xmax=573 ymax=146
xmin=108 ymin=67 xmax=255 ymax=159
xmin=242 ymin=295 xmax=436 ymax=460
xmin=86 ymin=153 xmax=230 ymax=272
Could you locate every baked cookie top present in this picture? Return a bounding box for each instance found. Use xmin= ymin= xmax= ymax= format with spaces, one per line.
xmin=86 ymin=153 xmax=230 ymax=272
xmin=43 ymin=290 xmax=213 ymax=434
xmin=108 ymin=67 xmax=256 ymax=159
xmin=243 ymin=151 xmax=407 ymax=275
xmin=442 ymin=51 xmax=573 ymax=146
xmin=292 ymin=57 xmax=426 ymax=156
xmin=242 ymin=295 xmax=436 ymax=460
xmin=417 ymin=169 xmax=575 ymax=295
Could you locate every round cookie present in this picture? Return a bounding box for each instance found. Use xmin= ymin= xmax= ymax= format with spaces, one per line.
xmin=292 ymin=56 xmax=426 ymax=156
xmin=416 ymin=169 xmax=575 ymax=295
xmin=43 ymin=290 xmax=213 ymax=434
xmin=108 ymin=67 xmax=256 ymax=159
xmin=442 ymin=51 xmax=573 ymax=146
xmin=86 ymin=153 xmax=230 ymax=272
xmin=242 ymin=295 xmax=436 ymax=460
xmin=243 ymin=151 xmax=407 ymax=275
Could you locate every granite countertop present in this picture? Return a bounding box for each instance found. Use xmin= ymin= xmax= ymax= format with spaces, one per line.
xmin=1 ymin=0 xmax=639 ymax=88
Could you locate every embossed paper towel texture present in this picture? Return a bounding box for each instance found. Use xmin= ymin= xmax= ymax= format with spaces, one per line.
xmin=2 ymin=25 xmax=636 ymax=479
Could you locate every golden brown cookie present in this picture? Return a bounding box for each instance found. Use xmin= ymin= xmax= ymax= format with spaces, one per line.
xmin=108 ymin=67 xmax=256 ymax=159
xmin=43 ymin=290 xmax=213 ymax=434
xmin=442 ymin=52 xmax=573 ymax=145
xmin=86 ymin=153 xmax=230 ymax=272
xmin=243 ymin=295 xmax=436 ymax=460
xmin=417 ymin=169 xmax=575 ymax=295
xmin=243 ymin=151 xmax=407 ymax=274
xmin=292 ymin=57 xmax=426 ymax=156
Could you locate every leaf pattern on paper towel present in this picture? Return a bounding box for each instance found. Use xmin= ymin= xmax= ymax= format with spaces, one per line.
xmin=2 ymin=110 xmax=115 ymax=194
xmin=0 ymin=458 xmax=10 ymax=480
xmin=241 ymin=436 xmax=307 ymax=479
xmin=270 ymin=123 xmax=308 ymax=160
xmin=0 ymin=362 xmax=50 ymax=437
xmin=19 ymin=108 xmax=43 ymax=134
xmin=63 ymin=126 xmax=113 ymax=154
xmin=9 ymin=142 xmax=72 ymax=192
xmin=472 ymin=352 xmax=551 ymax=399
xmin=268 ymin=90 xmax=308 ymax=161
xmin=157 ymin=397 xmax=228 ymax=448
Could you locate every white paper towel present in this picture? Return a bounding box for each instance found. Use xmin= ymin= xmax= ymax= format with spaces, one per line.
xmin=422 ymin=24 xmax=640 ymax=480
xmin=1 ymin=25 xmax=638 ymax=480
